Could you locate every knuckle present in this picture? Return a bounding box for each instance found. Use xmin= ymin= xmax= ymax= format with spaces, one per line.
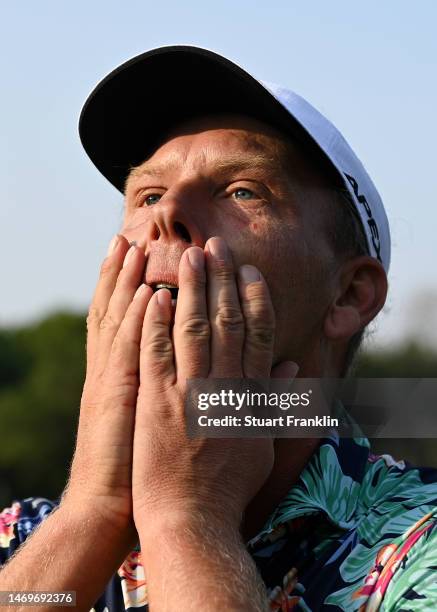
xmin=86 ymin=306 xmax=103 ymax=330
xmin=246 ymin=301 xmax=275 ymax=326
xmin=99 ymin=313 xmax=119 ymax=331
xmin=102 ymin=379 xmax=139 ymax=405
xmin=245 ymin=305 xmax=275 ymax=349
xmin=215 ymin=305 xmax=244 ymax=334
xmin=247 ymin=323 xmax=275 ymax=349
xmin=244 ymin=280 xmax=272 ymax=307
xmin=243 ymin=285 xmax=275 ymax=322
xmin=180 ymin=316 xmax=210 ymax=339
xmin=212 ymin=261 xmax=234 ymax=283
xmin=102 ymin=348 xmax=139 ymax=388
xmin=144 ymin=332 xmax=174 ymax=359
xmin=108 ymin=376 xmax=138 ymax=395
xmin=108 ymin=337 xmax=140 ymax=379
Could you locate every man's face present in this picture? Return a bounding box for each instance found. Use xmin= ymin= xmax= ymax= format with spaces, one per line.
xmin=122 ymin=115 xmax=338 ymax=369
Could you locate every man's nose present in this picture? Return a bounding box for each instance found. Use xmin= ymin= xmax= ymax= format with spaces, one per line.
xmin=147 ymin=196 xmax=204 ymax=248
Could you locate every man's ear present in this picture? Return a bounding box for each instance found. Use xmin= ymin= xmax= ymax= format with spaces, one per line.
xmin=324 ymin=256 xmax=388 ymax=341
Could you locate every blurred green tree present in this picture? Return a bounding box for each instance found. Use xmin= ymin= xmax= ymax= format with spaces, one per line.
xmin=355 ymin=342 xmax=437 ymax=378
xmin=0 ymin=313 xmax=86 ymax=507
xmin=355 ymin=342 xmax=437 ymax=468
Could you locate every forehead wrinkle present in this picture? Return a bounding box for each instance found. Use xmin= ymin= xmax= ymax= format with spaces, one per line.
xmin=206 ymin=153 xmax=279 ymax=176
xmin=125 ymin=126 xmax=296 ymax=192
xmin=127 ymin=152 xmax=282 ymax=189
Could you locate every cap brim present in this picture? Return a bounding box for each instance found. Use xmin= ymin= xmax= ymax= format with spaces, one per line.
xmin=79 ymin=45 xmax=331 ymax=193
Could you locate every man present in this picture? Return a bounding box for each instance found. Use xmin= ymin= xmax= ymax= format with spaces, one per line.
xmin=0 ymin=46 xmax=436 ymax=611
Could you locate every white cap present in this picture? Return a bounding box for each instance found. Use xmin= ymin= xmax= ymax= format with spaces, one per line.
xmin=79 ymin=45 xmax=390 ymax=272
xmin=261 ymin=81 xmax=390 ymax=271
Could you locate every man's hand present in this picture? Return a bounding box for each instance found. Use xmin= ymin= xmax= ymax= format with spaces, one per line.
xmin=0 ymin=236 xmax=158 ymax=612
xmin=132 ymin=236 xmax=284 ymax=530
xmin=63 ymin=234 xmax=152 ymax=533
xmin=131 ymin=236 xmax=296 ymax=610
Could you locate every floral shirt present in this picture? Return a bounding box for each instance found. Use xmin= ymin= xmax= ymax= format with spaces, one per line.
xmin=1 ymin=432 xmax=436 ymax=611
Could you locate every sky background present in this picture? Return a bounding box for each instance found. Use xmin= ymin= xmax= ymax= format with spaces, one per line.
xmin=1 ymin=0 xmax=436 ymax=350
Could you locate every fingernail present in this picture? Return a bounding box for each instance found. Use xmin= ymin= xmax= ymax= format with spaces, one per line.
xmin=239 ymin=265 xmax=260 ymax=284
xmin=157 ymin=288 xmax=170 ymax=306
xmin=107 ymin=234 xmax=120 ymax=256
xmin=123 ymin=245 xmax=136 ymax=268
xmin=133 ymin=284 xmax=146 ymax=300
xmin=285 ymin=362 xmax=299 ymax=378
xmin=187 ymin=248 xmax=204 ymax=271
xmin=208 ymin=237 xmax=227 ymax=260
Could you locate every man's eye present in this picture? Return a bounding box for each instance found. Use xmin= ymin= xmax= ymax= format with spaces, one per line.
xmin=233 ymin=188 xmax=255 ymax=200
xmin=143 ymin=193 xmax=162 ymax=206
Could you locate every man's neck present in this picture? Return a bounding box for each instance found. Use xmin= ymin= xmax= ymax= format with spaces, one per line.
xmin=242 ymin=437 xmax=320 ymax=541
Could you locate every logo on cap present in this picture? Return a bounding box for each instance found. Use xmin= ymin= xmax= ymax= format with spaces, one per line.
xmin=344 ymin=173 xmax=381 ymax=263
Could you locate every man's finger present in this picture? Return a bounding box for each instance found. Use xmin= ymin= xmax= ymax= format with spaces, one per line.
xmin=206 ymin=237 xmax=244 ymax=378
xmin=86 ymin=234 xmax=130 ymax=370
xmin=94 ymin=245 xmax=146 ymax=378
xmin=78 ymin=284 xmax=153 ymax=500
xmin=173 ymin=247 xmax=210 ymax=382
xmin=237 ymin=265 xmax=275 ymax=379
xmin=104 ymin=283 xmax=154 ymax=405
xmin=139 ymin=288 xmax=176 ymax=392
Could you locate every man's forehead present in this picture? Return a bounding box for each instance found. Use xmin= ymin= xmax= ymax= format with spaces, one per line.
xmin=126 ymin=113 xmax=299 ymax=186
